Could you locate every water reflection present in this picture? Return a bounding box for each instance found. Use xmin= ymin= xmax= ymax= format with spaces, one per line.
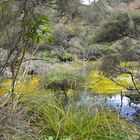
xmin=77 ymin=93 xmax=140 ymax=124
xmin=107 ymin=95 xmax=140 ymax=121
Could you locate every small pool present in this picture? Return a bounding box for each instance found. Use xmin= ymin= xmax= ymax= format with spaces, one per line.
xmin=107 ymin=95 xmax=140 ymax=122
xmin=76 ymin=93 xmax=140 ymax=125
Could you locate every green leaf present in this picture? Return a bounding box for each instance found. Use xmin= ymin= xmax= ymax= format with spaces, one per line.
xmin=48 ymin=136 xmax=54 ymax=140
xmin=30 ymin=16 xmax=52 ymax=44
xmin=41 ymin=36 xmax=47 ymax=43
xmin=33 ymin=36 xmax=40 ymax=44
xmin=47 ymin=36 xmax=54 ymax=44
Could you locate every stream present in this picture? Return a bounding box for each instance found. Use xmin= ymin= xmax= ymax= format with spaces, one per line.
xmin=76 ymin=93 xmax=140 ymax=125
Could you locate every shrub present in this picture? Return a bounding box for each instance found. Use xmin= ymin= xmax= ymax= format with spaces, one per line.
xmin=58 ymin=51 xmax=76 ymax=62
xmin=52 ymin=23 xmax=77 ymax=47
xmin=39 ymin=50 xmax=59 ymax=63
xmin=42 ymin=67 xmax=85 ymax=91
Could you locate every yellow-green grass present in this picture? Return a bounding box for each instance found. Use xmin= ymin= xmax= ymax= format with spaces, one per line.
xmin=0 ymin=76 xmax=40 ymax=95
xmin=70 ymin=60 xmax=101 ymax=68
xmin=120 ymin=61 xmax=139 ymax=68
xmin=0 ymin=71 xmax=135 ymax=95
xmin=0 ymin=61 xmax=139 ymax=96
xmin=86 ymin=70 xmax=133 ymax=95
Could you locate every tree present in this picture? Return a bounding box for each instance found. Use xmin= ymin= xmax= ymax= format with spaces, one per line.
xmin=94 ymin=9 xmax=140 ymax=94
xmin=94 ymin=11 xmax=140 ymax=43
xmin=0 ymin=0 xmax=80 ymax=99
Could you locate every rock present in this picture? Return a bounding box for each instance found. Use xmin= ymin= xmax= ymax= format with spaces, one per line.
xmin=0 ymin=68 xmax=12 ymax=79
xmin=2 ymin=68 xmax=12 ymax=79
xmin=22 ymin=59 xmax=51 ymax=75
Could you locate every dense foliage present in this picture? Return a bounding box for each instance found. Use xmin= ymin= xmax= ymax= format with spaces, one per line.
xmin=94 ymin=11 xmax=140 ymax=43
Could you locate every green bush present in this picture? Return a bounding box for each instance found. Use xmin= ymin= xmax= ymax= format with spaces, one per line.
xmin=52 ymin=23 xmax=77 ymax=47
xmin=42 ymin=67 xmax=85 ymax=91
xmin=39 ymin=50 xmax=59 ymax=63
xmin=58 ymin=51 xmax=76 ymax=62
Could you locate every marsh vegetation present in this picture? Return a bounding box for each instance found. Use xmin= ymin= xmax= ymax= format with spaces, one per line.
xmin=0 ymin=0 xmax=140 ymax=139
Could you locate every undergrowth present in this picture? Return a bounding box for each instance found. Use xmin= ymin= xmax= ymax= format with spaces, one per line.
xmin=22 ymin=92 xmax=140 ymax=140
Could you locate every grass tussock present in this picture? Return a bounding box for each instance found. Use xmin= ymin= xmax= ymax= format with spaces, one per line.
xmin=23 ymin=92 xmax=140 ymax=140
xmin=41 ymin=67 xmax=85 ymax=91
